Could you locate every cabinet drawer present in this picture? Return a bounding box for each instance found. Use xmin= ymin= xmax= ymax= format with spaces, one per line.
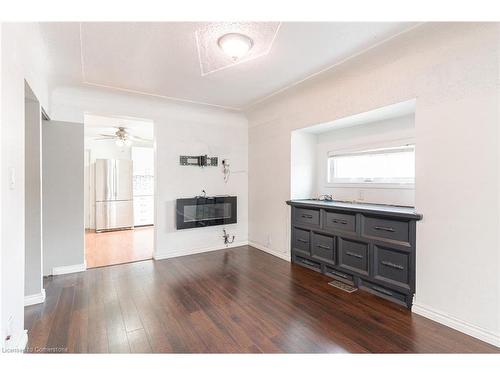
xmin=362 ymin=216 xmax=410 ymax=244
xmin=294 ymin=207 xmax=320 ymax=227
xmin=373 ymin=245 xmax=410 ymax=290
xmin=338 ymin=238 xmax=369 ymax=276
xmin=324 ymin=211 xmax=356 ymax=233
xmin=359 ymin=279 xmax=409 ymax=307
xmin=311 ymin=233 xmax=335 ymax=264
xmin=293 ymin=255 xmax=321 ymax=272
xmin=324 ymin=266 xmax=354 ymax=285
xmin=292 ymin=228 xmax=310 ymax=255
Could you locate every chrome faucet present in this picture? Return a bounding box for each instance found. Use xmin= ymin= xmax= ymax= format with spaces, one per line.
xmin=317 ymin=194 xmax=333 ymax=201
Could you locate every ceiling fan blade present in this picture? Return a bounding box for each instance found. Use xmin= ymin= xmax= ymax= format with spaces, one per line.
xmin=129 ymin=134 xmax=152 ymax=142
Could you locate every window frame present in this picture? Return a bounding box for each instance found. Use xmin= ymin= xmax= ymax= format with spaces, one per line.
xmin=326 ymin=142 xmax=416 ymax=190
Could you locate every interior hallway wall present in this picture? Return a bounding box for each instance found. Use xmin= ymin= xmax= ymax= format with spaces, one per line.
xmin=246 ymin=23 xmax=500 ymax=346
xmin=42 ymin=121 xmax=85 ymax=276
xmin=24 ymin=85 xmax=43 ymax=298
xmin=1 ymin=23 xmax=50 ymax=351
xmin=50 ymin=85 xmax=249 ymax=261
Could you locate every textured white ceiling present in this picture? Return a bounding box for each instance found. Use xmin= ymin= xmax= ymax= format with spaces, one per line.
xmin=195 ymin=22 xmax=280 ymax=76
xmin=40 ymin=22 xmax=418 ymax=110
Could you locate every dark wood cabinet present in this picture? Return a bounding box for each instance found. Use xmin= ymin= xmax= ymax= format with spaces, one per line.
xmin=338 ymin=237 xmax=369 ymax=276
xmin=311 ymin=233 xmax=335 ymax=265
xmin=287 ymin=200 xmax=422 ymax=308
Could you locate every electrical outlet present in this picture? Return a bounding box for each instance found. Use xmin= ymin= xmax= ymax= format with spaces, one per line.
xmin=358 ymin=190 xmax=365 ymax=201
xmin=9 ymin=168 xmax=15 ymax=190
xmin=5 ymin=315 xmax=13 ymax=342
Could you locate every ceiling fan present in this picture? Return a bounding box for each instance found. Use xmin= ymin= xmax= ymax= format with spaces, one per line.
xmin=94 ymin=127 xmax=151 ymax=147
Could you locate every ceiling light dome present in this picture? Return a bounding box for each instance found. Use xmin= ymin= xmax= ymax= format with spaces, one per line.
xmin=217 ymin=33 xmax=253 ymax=61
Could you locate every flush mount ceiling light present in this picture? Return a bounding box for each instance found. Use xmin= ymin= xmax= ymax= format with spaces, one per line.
xmin=195 ymin=22 xmax=281 ymax=76
xmin=217 ymin=33 xmax=253 ymax=61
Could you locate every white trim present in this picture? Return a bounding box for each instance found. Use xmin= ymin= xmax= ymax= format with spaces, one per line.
xmin=326 ymin=182 xmax=415 ymax=190
xmin=24 ymin=289 xmax=46 ymax=306
xmin=153 ymin=241 xmax=248 ymax=260
xmin=248 ymin=241 xmax=291 ymax=262
xmin=412 ymin=302 xmax=500 ymax=348
xmin=3 ymin=330 xmax=28 ymax=353
xmin=51 ymin=261 xmax=87 ymax=276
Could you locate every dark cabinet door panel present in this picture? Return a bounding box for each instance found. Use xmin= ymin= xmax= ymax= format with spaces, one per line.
xmin=362 ymin=216 xmax=410 ymax=245
xmin=311 ymin=233 xmax=335 ymax=264
xmin=294 ymin=207 xmax=320 ymax=227
xmin=292 ymin=227 xmax=310 ymax=255
xmin=373 ymin=245 xmax=411 ymax=290
xmin=338 ymin=237 xmax=369 ymax=276
xmin=324 ymin=211 xmax=356 ymax=233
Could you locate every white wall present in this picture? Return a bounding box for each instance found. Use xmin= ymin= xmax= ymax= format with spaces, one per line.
xmin=246 ymin=23 xmax=500 ymax=346
xmin=24 ymin=90 xmax=43 ymax=298
xmin=42 ymin=121 xmax=85 ymax=276
xmin=1 ymin=23 xmax=50 ymax=351
xmin=315 ymin=114 xmax=415 ymax=206
xmin=50 ymin=85 xmax=248 ymax=260
xmin=290 ymin=131 xmax=317 ymax=199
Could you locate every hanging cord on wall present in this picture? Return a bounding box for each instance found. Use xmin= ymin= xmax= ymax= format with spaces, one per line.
xmin=222 ymin=159 xmax=231 ymax=183
xmin=222 ymin=228 xmax=235 ymax=247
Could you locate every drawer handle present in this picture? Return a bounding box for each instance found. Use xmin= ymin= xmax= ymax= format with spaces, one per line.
xmin=346 ymin=251 xmax=363 ymax=259
xmin=297 ymin=238 xmax=309 ymax=243
xmin=372 ymin=286 xmax=393 ymax=296
xmin=317 ymin=244 xmax=331 ymax=250
xmin=381 ymin=261 xmax=404 ymax=270
xmin=374 ymin=226 xmax=395 ymax=232
xmin=301 ymin=214 xmax=313 ymax=219
xmin=332 ymin=219 xmax=348 ymax=225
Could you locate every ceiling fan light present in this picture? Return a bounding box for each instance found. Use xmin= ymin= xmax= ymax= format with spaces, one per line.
xmin=124 ymin=139 xmax=132 ymax=146
xmin=115 ymin=139 xmax=125 ymax=147
xmin=217 ymin=33 xmax=253 ymax=61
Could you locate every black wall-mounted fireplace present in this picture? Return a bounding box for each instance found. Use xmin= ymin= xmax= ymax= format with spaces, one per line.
xmin=176 ymin=196 xmax=237 ymax=230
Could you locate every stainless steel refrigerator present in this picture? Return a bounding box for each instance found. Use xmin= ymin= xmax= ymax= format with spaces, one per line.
xmin=95 ymin=159 xmax=134 ymax=232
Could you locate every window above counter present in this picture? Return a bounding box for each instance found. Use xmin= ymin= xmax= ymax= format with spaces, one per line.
xmin=327 ymin=144 xmax=415 ymax=188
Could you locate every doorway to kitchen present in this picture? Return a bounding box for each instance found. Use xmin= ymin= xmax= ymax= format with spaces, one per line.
xmin=83 ymin=114 xmax=155 ymax=268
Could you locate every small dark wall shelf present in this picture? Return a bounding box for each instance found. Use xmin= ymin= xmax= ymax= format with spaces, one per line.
xmin=287 ymin=199 xmax=422 ymax=308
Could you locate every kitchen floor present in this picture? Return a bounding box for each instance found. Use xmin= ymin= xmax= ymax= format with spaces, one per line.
xmin=85 ymin=227 xmax=154 ymax=268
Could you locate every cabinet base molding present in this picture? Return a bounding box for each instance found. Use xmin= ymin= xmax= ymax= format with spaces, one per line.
xmin=412 ymin=302 xmax=500 ymax=348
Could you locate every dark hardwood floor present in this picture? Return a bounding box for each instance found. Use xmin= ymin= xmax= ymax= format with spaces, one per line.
xmin=24 ymin=246 xmax=499 ymax=353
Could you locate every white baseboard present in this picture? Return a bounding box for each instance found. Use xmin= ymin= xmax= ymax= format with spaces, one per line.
xmin=52 ymin=261 xmax=87 ymax=276
xmin=3 ymin=329 xmax=28 ymax=353
xmin=154 ymin=241 xmax=249 ymax=260
xmin=248 ymin=241 xmax=291 ymax=262
xmin=24 ymin=289 xmax=46 ymax=306
xmin=412 ymin=302 xmax=500 ymax=348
